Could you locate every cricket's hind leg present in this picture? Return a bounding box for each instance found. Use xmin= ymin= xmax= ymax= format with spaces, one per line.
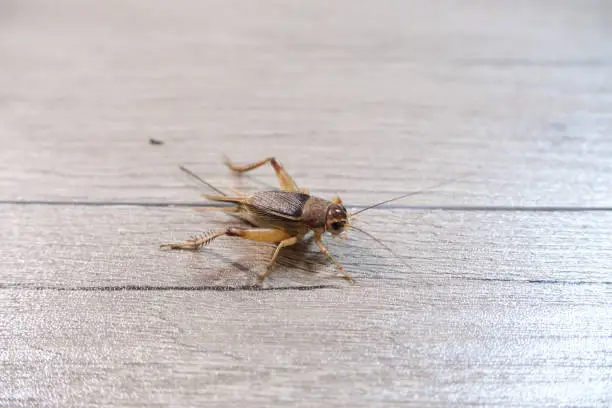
xmin=224 ymin=156 xmax=305 ymax=193
xmin=160 ymin=229 xmax=227 ymax=250
xmin=161 ymin=226 xmax=297 ymax=281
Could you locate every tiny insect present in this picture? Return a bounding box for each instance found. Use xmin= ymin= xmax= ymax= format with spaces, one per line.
xmin=161 ymin=157 xmax=460 ymax=282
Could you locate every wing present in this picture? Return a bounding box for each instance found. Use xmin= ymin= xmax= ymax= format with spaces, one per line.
xmin=246 ymin=191 xmax=311 ymax=220
xmin=204 ymin=190 xmax=314 ymax=235
xmin=229 ymin=191 xmax=312 ymax=236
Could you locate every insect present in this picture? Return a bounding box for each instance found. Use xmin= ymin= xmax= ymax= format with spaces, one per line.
xmin=161 ymin=157 xmax=461 ymax=282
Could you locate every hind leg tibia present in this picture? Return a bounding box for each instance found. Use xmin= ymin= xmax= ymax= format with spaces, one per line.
xmin=224 ymin=156 xmax=300 ymax=192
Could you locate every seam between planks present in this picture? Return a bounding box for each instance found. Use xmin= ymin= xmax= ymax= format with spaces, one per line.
xmin=0 ymin=284 xmax=339 ymax=292
xmin=2 ymin=200 xmax=612 ymax=212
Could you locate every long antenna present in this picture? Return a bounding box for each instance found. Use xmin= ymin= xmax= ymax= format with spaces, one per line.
xmin=349 ymin=225 xmax=410 ymax=269
xmin=350 ymin=173 xmax=471 ymax=216
xmin=179 ymin=165 xmax=227 ymax=196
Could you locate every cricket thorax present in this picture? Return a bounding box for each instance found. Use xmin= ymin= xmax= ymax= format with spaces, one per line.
xmin=300 ymin=196 xmax=332 ymax=229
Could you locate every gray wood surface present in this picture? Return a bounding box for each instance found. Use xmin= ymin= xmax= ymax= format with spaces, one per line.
xmin=2 ymin=0 xmax=612 ymax=207
xmin=1 ymin=0 xmax=611 ymax=407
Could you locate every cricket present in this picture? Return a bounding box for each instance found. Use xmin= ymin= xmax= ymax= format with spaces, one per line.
xmin=161 ymin=157 xmax=456 ymax=282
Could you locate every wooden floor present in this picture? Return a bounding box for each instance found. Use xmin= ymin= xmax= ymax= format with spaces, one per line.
xmin=1 ymin=1 xmax=611 ymax=407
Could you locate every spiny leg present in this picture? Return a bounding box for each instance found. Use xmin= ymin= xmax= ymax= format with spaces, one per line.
xmin=224 ymin=156 xmax=300 ymax=192
xmin=314 ymin=232 xmax=353 ymax=282
xmin=161 ymin=226 xmax=295 ymax=280
xmin=161 ymin=226 xmax=291 ymax=250
xmin=160 ymin=229 xmax=226 ymax=250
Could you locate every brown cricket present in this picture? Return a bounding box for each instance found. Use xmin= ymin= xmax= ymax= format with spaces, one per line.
xmin=161 ymin=157 xmax=455 ymax=282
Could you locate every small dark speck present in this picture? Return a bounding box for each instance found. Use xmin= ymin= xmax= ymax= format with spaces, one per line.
xmin=149 ymin=138 xmax=164 ymax=145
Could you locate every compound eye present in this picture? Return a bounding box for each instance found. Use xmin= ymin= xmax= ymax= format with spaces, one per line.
xmin=331 ymin=221 xmax=345 ymax=231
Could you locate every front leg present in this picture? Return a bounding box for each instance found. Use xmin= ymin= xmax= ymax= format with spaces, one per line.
xmin=314 ymin=232 xmax=353 ymax=282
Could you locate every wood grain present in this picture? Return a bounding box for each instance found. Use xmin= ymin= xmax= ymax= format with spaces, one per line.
xmin=1 ymin=0 xmax=611 ymax=206
xmin=1 ymin=285 xmax=609 ymax=407
xmin=1 ymin=206 xmax=610 ymax=406
xmin=2 ymin=205 xmax=611 ymax=286
xmin=1 ymin=0 xmax=611 ymax=407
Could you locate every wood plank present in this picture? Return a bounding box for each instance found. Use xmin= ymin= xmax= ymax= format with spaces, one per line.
xmin=1 ymin=205 xmax=610 ymax=287
xmin=1 ymin=0 xmax=611 ymax=206
xmin=0 ymin=283 xmax=609 ymax=407
xmin=1 ymin=206 xmax=609 ymax=406
xmin=1 ymin=1 xmax=611 ymax=407
xmin=2 ymin=207 xmax=609 ymax=407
